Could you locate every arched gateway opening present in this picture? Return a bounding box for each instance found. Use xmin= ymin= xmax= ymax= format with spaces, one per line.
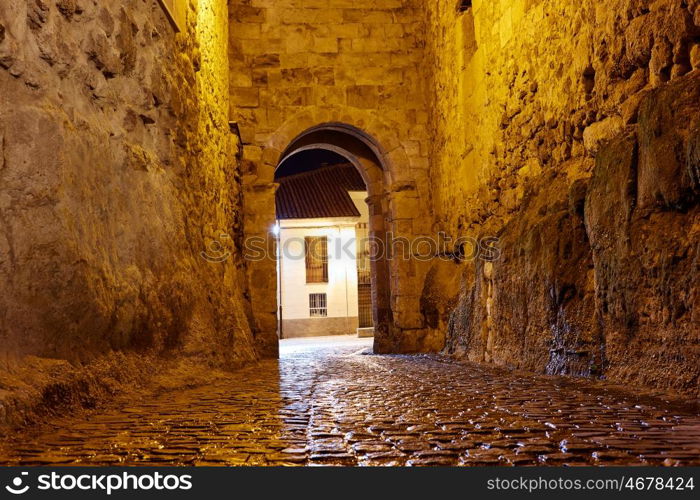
xmin=244 ymin=113 xmax=431 ymax=360
xmin=273 ymin=124 xmax=393 ymax=351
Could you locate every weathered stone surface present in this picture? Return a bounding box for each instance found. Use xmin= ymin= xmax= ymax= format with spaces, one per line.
xmin=585 ymin=74 xmax=700 ymax=396
xmin=428 ymin=0 xmax=700 ymax=396
xmin=420 ymin=258 xmax=464 ymax=340
xmin=0 ymin=0 xmax=256 ymax=424
xmin=446 ymin=178 xmax=600 ymax=377
xmin=583 ymin=116 xmax=624 ymax=156
xmin=637 ymin=71 xmax=700 ymax=209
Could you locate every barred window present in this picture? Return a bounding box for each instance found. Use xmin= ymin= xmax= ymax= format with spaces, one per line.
xmin=309 ymin=293 xmax=328 ymax=317
xmin=305 ymin=236 xmax=328 ymax=283
xmin=356 ymin=223 xmax=371 ymax=285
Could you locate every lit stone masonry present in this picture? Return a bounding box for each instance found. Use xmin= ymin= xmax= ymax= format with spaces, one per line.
xmin=425 ymin=0 xmax=700 ymax=397
xmin=229 ymin=0 xmax=437 ymax=357
xmin=0 ymin=0 xmax=257 ymax=425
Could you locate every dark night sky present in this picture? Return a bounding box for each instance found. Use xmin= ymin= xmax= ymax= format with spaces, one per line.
xmin=275 ymin=149 xmax=349 ymax=178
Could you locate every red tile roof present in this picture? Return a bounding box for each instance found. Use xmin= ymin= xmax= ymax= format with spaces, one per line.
xmin=276 ymin=164 xmax=367 ymax=220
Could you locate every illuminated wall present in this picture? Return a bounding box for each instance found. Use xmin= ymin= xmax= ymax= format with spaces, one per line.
xmin=0 ymin=0 xmax=256 ymax=423
xmin=424 ymin=0 xmax=700 ymax=395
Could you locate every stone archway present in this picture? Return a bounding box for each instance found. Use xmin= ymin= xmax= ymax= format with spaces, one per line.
xmin=242 ymin=108 xmax=434 ymax=358
xmin=277 ymin=125 xmax=393 ymax=352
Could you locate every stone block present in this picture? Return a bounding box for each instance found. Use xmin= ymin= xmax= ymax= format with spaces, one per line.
xmin=637 ymin=71 xmax=700 ymax=209
xmin=232 ymin=23 xmax=262 ymax=39
xmin=342 ymin=9 xmax=394 ymax=24
xmin=582 ymin=116 xmax=624 ymax=156
xmin=691 ymin=42 xmax=700 ymax=70
xmin=313 ymin=37 xmax=339 ymax=53
xmin=231 ymin=86 xmax=260 ymax=108
xmin=231 ymin=5 xmax=266 ymax=23
xmin=346 ymin=85 xmax=380 ymax=108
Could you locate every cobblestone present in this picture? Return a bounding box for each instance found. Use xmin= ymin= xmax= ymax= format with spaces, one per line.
xmin=1 ymin=337 xmax=699 ymax=466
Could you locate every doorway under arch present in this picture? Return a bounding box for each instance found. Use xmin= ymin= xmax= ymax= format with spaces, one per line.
xmin=274 ymin=123 xmax=393 ymax=352
xmin=243 ymin=114 xmax=432 ymax=359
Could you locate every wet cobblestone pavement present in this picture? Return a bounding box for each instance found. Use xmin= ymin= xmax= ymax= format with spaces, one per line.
xmin=1 ymin=336 xmax=699 ymax=466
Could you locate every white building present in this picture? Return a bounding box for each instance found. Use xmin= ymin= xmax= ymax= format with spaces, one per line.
xmin=276 ymin=164 xmax=373 ymax=338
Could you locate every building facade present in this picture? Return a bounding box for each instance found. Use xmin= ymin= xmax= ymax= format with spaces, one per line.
xmin=276 ymin=165 xmax=372 ymax=338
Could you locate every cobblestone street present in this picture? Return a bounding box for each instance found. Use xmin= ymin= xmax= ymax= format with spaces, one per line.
xmin=1 ymin=336 xmax=699 ymax=467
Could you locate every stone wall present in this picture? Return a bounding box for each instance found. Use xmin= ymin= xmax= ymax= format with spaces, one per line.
xmin=0 ymin=0 xmax=257 ymax=423
xmin=229 ymin=0 xmax=437 ymax=354
xmin=425 ymin=0 xmax=700 ymax=396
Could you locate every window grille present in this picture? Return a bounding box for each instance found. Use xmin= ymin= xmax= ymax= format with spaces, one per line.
xmin=356 ymin=223 xmax=371 ymax=285
xmin=358 ymin=285 xmax=373 ymax=328
xmin=309 ymin=293 xmax=328 ymax=317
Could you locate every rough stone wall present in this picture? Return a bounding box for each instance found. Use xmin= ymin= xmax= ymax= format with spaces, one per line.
xmin=229 ymin=0 xmax=436 ymax=355
xmin=0 ymin=0 xmax=257 ymax=421
xmin=229 ymin=0 xmax=427 ymax=139
xmin=425 ymin=0 xmax=700 ymax=396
